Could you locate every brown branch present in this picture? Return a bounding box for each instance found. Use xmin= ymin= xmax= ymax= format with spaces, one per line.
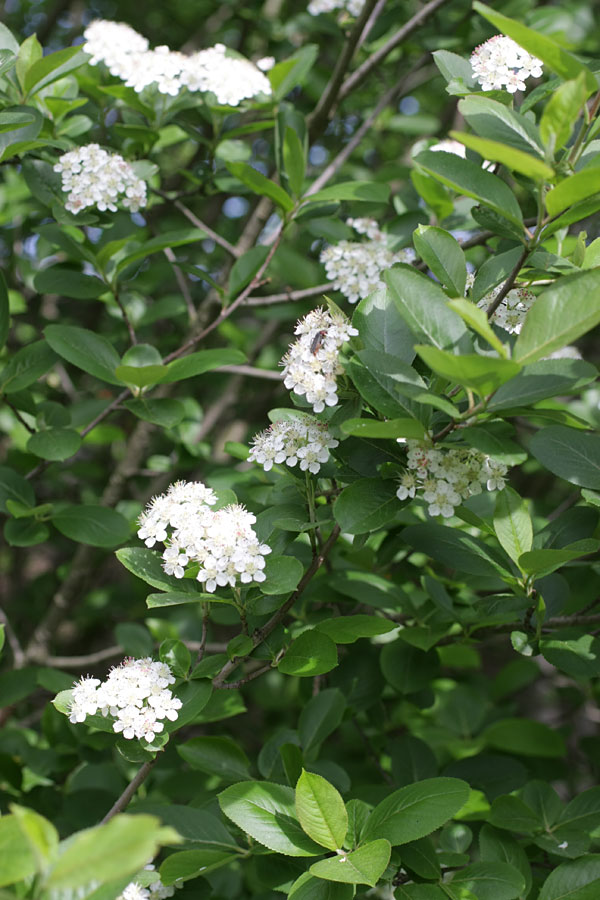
xmin=195 ymin=605 xmax=210 ymax=667
xmin=218 ymin=663 xmax=273 ymax=689
xmin=338 ymin=0 xmax=449 ymax=103
xmin=4 ymin=399 xmax=35 ymax=434
xmin=154 ymin=189 xmax=241 ymax=258
xmin=101 ymin=757 xmax=159 ymax=824
xmin=486 ymin=245 xmax=530 ymax=320
xmin=215 ymin=364 xmax=281 ymax=380
xmin=213 ymin=525 xmax=341 ymax=688
xmin=357 ymin=0 xmax=388 ymax=50
xmin=245 ymin=283 xmax=333 ymax=306
xmin=308 ymin=0 xmax=381 ymax=138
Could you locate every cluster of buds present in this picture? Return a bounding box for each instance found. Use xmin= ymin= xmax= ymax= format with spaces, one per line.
xmin=320 ymin=217 xmax=414 ymax=304
xmin=470 ymin=34 xmax=543 ymax=93
xmin=249 ymin=417 xmax=339 ymax=474
xmin=137 ymin=481 xmax=271 ymax=593
xmin=281 ymin=307 xmax=358 ymax=413
xmin=397 ymin=439 xmax=509 ymax=518
xmin=68 ymin=658 xmax=181 ymax=744
xmin=53 ymin=144 xmax=147 ymax=214
xmin=83 ymin=20 xmax=272 ymax=106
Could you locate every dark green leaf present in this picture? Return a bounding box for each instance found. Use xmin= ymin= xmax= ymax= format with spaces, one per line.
xmin=52 ymin=505 xmax=130 ymax=548
xmin=483 ymin=718 xmax=566 ymax=758
xmin=385 ymin=265 xmax=468 ymax=350
xmin=178 ymin=737 xmax=251 ymax=782
xmin=0 ymin=340 xmax=56 ymax=394
xmin=27 ymin=428 xmax=81 ymax=461
xmin=334 ymin=479 xmax=402 ymax=535
xmin=304 ymin=182 xmax=390 ymax=206
xmin=279 ymin=631 xmax=338 ymax=677
xmin=261 ymin=555 xmax=304 ymax=595
xmin=116 ymin=547 xmax=198 ymax=593
xmin=530 ymin=426 xmax=600 ymax=489
xmin=34 ymin=267 xmax=106 ymax=300
xmin=413 ymin=225 xmax=467 ymax=295
xmin=44 ymin=325 xmax=122 ymax=385
xmin=162 ymin=348 xmax=247 ymax=383
xmin=362 ymin=777 xmax=470 ymax=845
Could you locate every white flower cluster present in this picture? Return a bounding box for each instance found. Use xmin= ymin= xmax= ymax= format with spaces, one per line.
xmin=249 ymin=417 xmax=339 ymax=474
xmin=138 ymin=480 xmax=271 ymax=593
xmin=119 ymin=866 xmax=175 ymax=900
xmin=470 ymin=34 xmax=543 ymax=93
xmin=397 ymin=439 xmax=508 ymax=518
xmin=320 ymin=218 xmax=415 ymax=304
xmin=281 ymin=307 xmax=358 ymax=413
xmin=68 ymin=658 xmax=181 ymax=744
xmin=83 ymin=20 xmax=272 ymax=106
xmin=53 ymin=144 xmax=147 ymax=214
xmin=308 ymin=0 xmax=365 ymax=14
xmin=476 ymin=282 xmax=536 ymax=334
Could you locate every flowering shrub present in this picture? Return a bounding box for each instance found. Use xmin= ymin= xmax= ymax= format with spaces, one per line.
xmin=1 ymin=1 xmax=600 ymax=898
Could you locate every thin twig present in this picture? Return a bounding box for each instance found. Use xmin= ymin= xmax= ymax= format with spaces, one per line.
xmin=356 ymin=0 xmax=388 ymax=50
xmin=4 ymin=399 xmax=35 ymax=434
xmin=163 ymin=245 xmax=196 ymax=322
xmin=486 ymin=245 xmax=530 ymax=320
xmin=245 ymin=283 xmax=333 ymax=306
xmin=218 ymin=664 xmax=273 ymax=689
xmin=154 ymin=189 xmax=240 ymax=258
xmin=113 ymin=289 xmax=137 ymax=345
xmin=195 ymin=605 xmax=210 ymax=666
xmin=212 ymin=525 xmax=341 ymax=688
xmin=308 ymin=0 xmax=380 ymax=138
xmin=101 ymin=757 xmax=159 ymax=824
xmin=338 ymin=0 xmax=448 ymax=102
xmin=216 ymin=364 xmax=281 ymax=380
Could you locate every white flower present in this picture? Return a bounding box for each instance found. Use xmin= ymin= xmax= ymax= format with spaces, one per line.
xmin=54 ymin=144 xmax=147 ymax=214
xmin=320 ymin=219 xmax=415 ymax=304
xmin=256 ymin=56 xmax=275 ymax=71
xmin=430 ymin=139 xmax=467 ymax=157
xmin=470 ymin=34 xmax=542 ymax=94
xmin=280 ymin=307 xmax=358 ymax=413
xmin=249 ymin=417 xmax=338 ymax=475
xmin=397 ymin=439 xmax=511 ymax=517
xmin=68 ymin=677 xmax=101 ymax=723
xmin=308 ymin=0 xmax=365 ymax=15
xmin=83 ymin=20 xmax=271 ymax=106
xmin=477 ymin=283 xmax=535 ymax=334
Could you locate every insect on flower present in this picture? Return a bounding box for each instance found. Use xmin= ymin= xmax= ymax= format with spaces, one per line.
xmin=310 ymin=330 xmax=327 ymax=354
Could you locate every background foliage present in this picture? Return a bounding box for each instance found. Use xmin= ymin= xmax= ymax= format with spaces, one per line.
xmin=1 ymin=0 xmax=600 ymax=898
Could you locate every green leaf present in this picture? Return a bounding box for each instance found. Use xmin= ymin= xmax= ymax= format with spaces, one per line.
xmin=261 ymin=555 xmax=304 ymax=595
xmin=4 ymin=518 xmax=49 ymax=547
xmin=385 ymin=266 xmax=468 ymax=350
xmin=401 ymin=837 xmax=441 ymax=879
xmin=518 ymin=540 xmax=599 ymax=578
xmin=116 ymin=229 xmax=206 ymax=273
xmin=0 ymin=105 xmax=43 ymax=162
xmin=129 ymin=804 xmax=238 ymax=851
xmin=298 ymin=689 xmax=346 ymax=754
xmin=538 ymin=855 xmax=600 ymax=900
xmin=159 ymin=638 xmax=191 ymax=677
xmin=44 ymin=814 xmax=179 ymax=891
xmin=540 ymin=75 xmax=590 ymax=155
xmin=123 ymin=398 xmax=186 ymax=428
xmin=33 ymin=266 xmax=106 ymax=300
xmin=146 ymin=591 xmax=225 ymax=608
xmin=362 ymin=778 xmax=470 ymax=845
xmin=493 ymin=487 xmax=533 ymax=566
xmin=413 ymin=225 xmax=467 ymax=295
xmin=0 ymin=340 xmax=56 ymax=394
xmin=44 ymin=324 xmax=122 ymax=385
xmin=115 ymin=365 xmax=168 ymax=388
xmin=295 ymin=770 xmax=348 ymax=850
xmin=178 ymin=737 xmax=251 ymax=782
xmin=402 ymin=524 xmax=511 ymax=576
xmin=52 ymin=505 xmax=130 ymax=548
xmin=279 ymin=631 xmax=338 ymax=677
xmin=218 ymin=781 xmax=323 ymax=856
xmin=0 ymin=271 xmax=8 ymax=351
xmin=229 ymin=245 xmax=270 ymax=299
xmin=310 ymin=839 xmax=391 ymax=887
xmin=473 ymin=2 xmax=597 ymax=90
xmin=0 ymin=816 xmax=36 ymax=887
xmin=483 ymin=718 xmax=566 ymax=758
xmin=162 ymin=348 xmax=247 ymax=383
xmin=458 ymin=95 xmax=544 ymax=158
xmin=352 ymin=287 xmax=416 ymax=363
xmin=171 ymin=680 xmax=213 ymax=728
xmin=449 ymin=861 xmax=526 ymax=900
xmin=334 ymin=479 xmax=402 ymax=535
xmin=414 ymin=345 xmax=521 ymax=396
xmin=283 ymin=126 xmax=306 ymax=197
xmin=315 ymin=615 xmax=396 ymax=644
xmin=340 ymin=418 xmax=426 ymax=439
xmin=226 ymin=162 xmax=294 ymax=212
xmin=160 ymin=849 xmax=237 ymax=885
xmin=530 ymin=426 xmax=600 ymax=489
xmin=514 ymin=269 xmax=600 ymax=364
xmin=269 ymin=44 xmax=318 ymax=98
xmin=547 ymin=169 xmax=600 ymax=217
xmin=303 ymin=181 xmax=390 ymax=206
xmin=414 ymin=150 xmax=524 ymax=228
xmin=10 ymin=805 xmax=57 ymax=871
xmin=346 ymin=354 xmax=427 ymax=421
xmin=16 ymin=33 xmax=42 ymax=91
xmin=24 ymin=46 xmax=87 ymax=96
xmin=116 ymin=547 xmax=198 ymax=593
xmin=541 ymin=632 xmax=600 ymax=679
xmin=0 ymin=466 xmax=34 ymax=513
xmin=488 ymin=359 xmax=597 ymax=411
xmin=116 ymin=622 xmax=153 ymax=657
xmin=450 ymin=131 xmax=554 ymax=181
xmin=479 ymin=825 xmax=532 ymax=896
xmin=380 ymin=641 xmax=440 ymax=694
xmin=27 ymin=427 xmax=81 ymax=461
xmin=447 ymin=298 xmax=508 ymax=358
xmin=289 ymin=873 xmax=354 ymax=900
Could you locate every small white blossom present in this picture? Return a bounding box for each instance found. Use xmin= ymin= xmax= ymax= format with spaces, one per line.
xmin=320 ymin=218 xmax=415 ymax=304
xmin=83 ymin=20 xmax=271 ymax=106
xmin=476 ymin=283 xmax=535 ymax=334
xmin=68 ymin=658 xmax=180 ymax=743
xmin=118 ymin=865 xmax=177 ymax=900
xmin=397 ymin=439 xmax=511 ymax=517
xmin=280 ymin=307 xmax=358 ymax=413
xmin=308 ymin=0 xmax=365 ymax=14
xmin=470 ymin=34 xmax=543 ymax=93
xmin=430 ymin=139 xmax=467 ymax=157
xmin=54 ymin=144 xmax=147 ymax=214
xmin=249 ymin=417 xmax=338 ymax=475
